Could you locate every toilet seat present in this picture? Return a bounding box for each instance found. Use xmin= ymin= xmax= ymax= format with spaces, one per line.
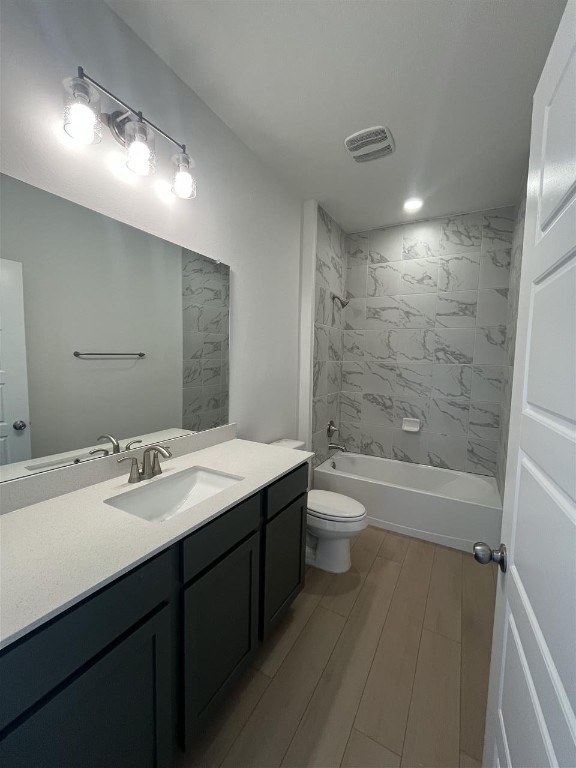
xmin=307 ymin=490 xmax=366 ymax=522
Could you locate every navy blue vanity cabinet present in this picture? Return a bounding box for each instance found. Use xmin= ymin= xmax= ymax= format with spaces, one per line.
xmin=181 ymin=494 xmax=261 ymax=747
xmin=261 ymin=463 xmax=308 ymax=639
xmin=0 ymin=551 xmax=174 ymax=768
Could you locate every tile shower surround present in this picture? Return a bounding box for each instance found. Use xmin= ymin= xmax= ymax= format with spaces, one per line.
xmin=313 ymin=205 xmax=519 ymax=477
xmin=182 ymin=250 xmax=230 ymax=432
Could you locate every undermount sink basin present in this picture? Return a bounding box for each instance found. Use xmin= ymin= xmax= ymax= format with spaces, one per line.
xmin=104 ymin=466 xmax=243 ymax=523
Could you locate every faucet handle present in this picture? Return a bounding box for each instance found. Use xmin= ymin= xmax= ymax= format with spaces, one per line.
xmin=89 ymin=448 xmax=109 ymax=457
xmin=124 ymin=440 xmax=142 ymax=451
xmin=327 ymin=420 xmax=339 ymax=437
xmin=117 ymin=456 xmax=141 ymax=483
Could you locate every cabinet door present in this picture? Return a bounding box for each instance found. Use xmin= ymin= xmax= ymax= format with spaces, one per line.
xmin=184 ymin=533 xmax=259 ymax=744
xmin=262 ymin=493 xmax=307 ymax=638
xmin=0 ymin=607 xmax=172 ymax=768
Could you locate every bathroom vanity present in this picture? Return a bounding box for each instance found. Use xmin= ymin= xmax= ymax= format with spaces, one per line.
xmin=0 ymin=439 xmax=310 ymax=767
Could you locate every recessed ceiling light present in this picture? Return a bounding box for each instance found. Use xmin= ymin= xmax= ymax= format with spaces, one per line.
xmin=404 ymin=197 xmax=423 ymax=213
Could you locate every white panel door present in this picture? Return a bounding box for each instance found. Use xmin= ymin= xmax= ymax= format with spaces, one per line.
xmin=0 ymin=259 xmax=31 ymax=464
xmin=483 ymin=3 xmax=576 ymax=766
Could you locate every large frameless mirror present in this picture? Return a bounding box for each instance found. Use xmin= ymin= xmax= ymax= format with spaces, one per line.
xmin=0 ymin=173 xmax=230 ymax=482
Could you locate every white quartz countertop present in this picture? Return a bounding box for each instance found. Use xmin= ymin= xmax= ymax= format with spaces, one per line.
xmin=0 ymin=439 xmax=312 ymax=650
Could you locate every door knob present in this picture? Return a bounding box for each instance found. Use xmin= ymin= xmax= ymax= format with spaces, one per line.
xmin=473 ymin=542 xmax=507 ymax=573
xmin=13 ymin=420 xmax=27 ymax=431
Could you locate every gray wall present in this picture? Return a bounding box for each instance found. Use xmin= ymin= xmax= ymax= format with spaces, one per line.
xmin=336 ymin=207 xmax=517 ymax=477
xmin=495 ymin=195 xmax=526 ymax=493
xmin=1 ymin=175 xmax=183 ymax=457
xmin=182 ymin=250 xmax=230 ymax=432
xmin=1 ymin=0 xmax=302 ymax=444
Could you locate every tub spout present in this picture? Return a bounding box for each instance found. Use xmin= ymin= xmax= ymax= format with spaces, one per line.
xmin=328 ymin=443 xmax=348 ymax=452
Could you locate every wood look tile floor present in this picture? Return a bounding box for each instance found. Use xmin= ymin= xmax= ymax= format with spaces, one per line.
xmin=179 ymin=528 xmax=497 ymax=768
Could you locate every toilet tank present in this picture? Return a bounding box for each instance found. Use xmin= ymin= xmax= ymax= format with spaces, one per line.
xmin=270 ymin=438 xmax=306 ymax=450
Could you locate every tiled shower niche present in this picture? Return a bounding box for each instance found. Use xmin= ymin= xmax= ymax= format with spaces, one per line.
xmin=313 ymin=204 xmax=523 ymax=481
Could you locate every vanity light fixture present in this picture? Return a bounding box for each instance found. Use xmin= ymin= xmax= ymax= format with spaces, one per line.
xmin=403 ymin=197 xmax=423 ymax=213
xmin=62 ymin=67 xmax=196 ymax=197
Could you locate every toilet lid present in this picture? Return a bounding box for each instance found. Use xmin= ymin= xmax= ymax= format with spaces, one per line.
xmin=307 ymin=490 xmax=366 ymax=520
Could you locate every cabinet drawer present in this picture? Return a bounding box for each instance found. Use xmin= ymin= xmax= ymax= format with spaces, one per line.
xmin=265 ymin=463 xmax=309 ymax=521
xmin=0 ymin=550 xmax=173 ymax=732
xmin=181 ymin=494 xmax=261 ymax=583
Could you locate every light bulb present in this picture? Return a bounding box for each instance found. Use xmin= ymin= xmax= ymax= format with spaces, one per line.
xmin=62 ymin=76 xmax=101 ymax=145
xmin=403 ymin=197 xmax=423 ymax=213
xmin=171 ymin=153 xmax=196 ymax=199
xmin=124 ymin=119 xmax=155 ymax=176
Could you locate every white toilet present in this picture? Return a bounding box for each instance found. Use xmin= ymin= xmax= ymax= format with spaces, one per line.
xmin=270 ymin=439 xmax=368 ymax=574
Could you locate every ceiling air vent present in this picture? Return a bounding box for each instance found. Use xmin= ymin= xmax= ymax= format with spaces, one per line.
xmin=344 ymin=126 xmax=395 ymax=163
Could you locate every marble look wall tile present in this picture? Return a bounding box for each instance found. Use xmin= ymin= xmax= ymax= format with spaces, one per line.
xmin=471 ymin=365 xmax=504 ymax=403
xmin=466 ymin=438 xmax=498 ymax=476
xmin=469 ymin=401 xmax=500 ymax=441
xmin=202 ymin=360 xmax=222 ymax=386
xmin=182 ymin=250 xmax=221 ymax=278
xmin=505 ymin=319 xmax=517 ymax=365
xmin=360 ymin=424 xmax=394 ymax=458
xmin=328 ymin=327 xmax=342 ymax=361
xmin=326 ymin=362 xmax=342 ymax=395
xmin=429 ymin=397 xmax=470 ymax=437
xmin=369 ymin=226 xmax=403 ymax=263
xmin=424 ymin=434 xmax=467 ymax=471
xmin=183 ymin=332 xmax=205 ymax=360
xmin=342 ymin=361 xmax=364 ymax=391
xmin=203 ymin=385 xmax=223 ymax=411
xmin=367 ymin=263 xmax=402 ymax=296
xmin=312 ymin=396 xmax=328 ymax=434
xmin=362 ymin=393 xmax=395 ymax=425
xmin=392 ymin=429 xmax=425 ymax=463
xmin=312 ymin=429 xmax=329 ymax=467
xmin=438 ymin=253 xmax=480 ymax=291
xmin=474 ymin=326 xmax=506 ymax=365
xmin=479 ymin=248 xmax=511 ymax=289
xmin=204 ymin=334 xmax=224 ymax=359
xmin=402 ymin=220 xmax=442 ymax=260
xmin=183 ymin=360 xmax=202 ymax=387
xmin=395 ymin=329 xmax=435 ymax=362
xmin=396 ymin=294 xmax=437 ymax=328
xmin=435 ymin=291 xmax=477 ymax=327
xmin=347 ymin=265 xmax=368 ymax=298
xmin=340 ymin=421 xmax=363 ymax=453
xmin=396 ymin=363 xmax=433 ymax=396
xmin=340 ymin=392 xmax=362 ymax=422
xmin=182 ymin=303 xmax=224 ymax=334
xmin=327 ymin=393 xmax=339 ymax=424
xmin=400 ymin=258 xmax=439 ymax=294
xmin=346 ymin=233 xmax=369 ymax=266
xmin=314 ymin=324 xmax=329 ymax=361
xmin=343 ymin=331 xmax=364 ymax=361
xmin=315 ymin=285 xmax=328 ymax=325
xmin=432 ymin=364 xmax=471 ymax=399
xmin=364 ymin=362 xmax=397 ymax=394
xmin=365 ymin=330 xmax=395 ymax=361
xmin=482 ymin=208 xmax=515 ymax=245
xmin=434 ymin=328 xmax=475 ymax=364
xmin=182 ymin=386 xmax=202 ymax=421
xmin=476 ymin=288 xmax=508 ymax=326
xmin=440 ymin=212 xmax=482 ymax=254
xmin=394 ymin=395 xmax=430 ymax=429
xmin=345 ymin=299 xmax=366 ymax=330
xmin=313 ymin=360 xmax=327 ymax=397
xmin=366 ymin=297 xmax=401 ymax=329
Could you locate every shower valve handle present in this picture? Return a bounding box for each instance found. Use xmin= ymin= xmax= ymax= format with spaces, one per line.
xmin=327 ymin=420 xmax=338 ymax=437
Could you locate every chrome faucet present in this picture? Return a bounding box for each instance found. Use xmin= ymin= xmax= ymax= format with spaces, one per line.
xmin=97 ymin=434 xmax=121 ymax=454
xmin=328 ymin=443 xmax=348 ymax=452
xmin=118 ymin=444 xmax=172 ymax=483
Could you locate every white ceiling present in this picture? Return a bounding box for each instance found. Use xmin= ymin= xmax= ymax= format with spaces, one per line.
xmin=107 ymin=0 xmax=565 ymax=232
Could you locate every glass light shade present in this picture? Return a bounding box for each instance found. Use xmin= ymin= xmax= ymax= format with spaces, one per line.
xmin=403 ymin=197 xmax=423 ymax=213
xmin=62 ymin=77 xmax=101 ymax=144
xmin=171 ymin=153 xmax=196 ymax=199
xmin=124 ymin=120 xmax=156 ymax=176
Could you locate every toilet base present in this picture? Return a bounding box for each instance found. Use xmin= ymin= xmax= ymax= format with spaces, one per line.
xmin=306 ymin=533 xmax=352 ymax=574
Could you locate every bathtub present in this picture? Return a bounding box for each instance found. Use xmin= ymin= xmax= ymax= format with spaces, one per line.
xmin=314 ymin=452 xmax=502 ymax=552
